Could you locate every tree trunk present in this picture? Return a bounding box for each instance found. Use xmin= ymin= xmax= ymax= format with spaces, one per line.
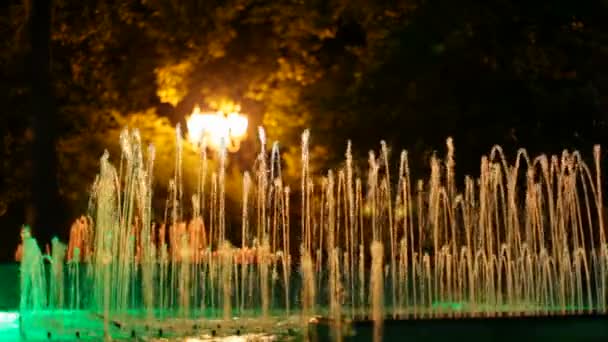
xmin=28 ymin=0 xmax=62 ymax=245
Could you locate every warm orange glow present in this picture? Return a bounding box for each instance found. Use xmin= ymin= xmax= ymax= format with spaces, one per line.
xmin=186 ymin=105 xmax=248 ymax=152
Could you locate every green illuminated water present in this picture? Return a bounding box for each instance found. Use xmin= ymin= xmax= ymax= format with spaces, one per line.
xmin=14 ymin=127 xmax=608 ymax=340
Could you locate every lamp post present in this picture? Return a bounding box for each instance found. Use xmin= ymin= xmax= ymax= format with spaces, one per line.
xmin=186 ymin=105 xmax=248 ymax=152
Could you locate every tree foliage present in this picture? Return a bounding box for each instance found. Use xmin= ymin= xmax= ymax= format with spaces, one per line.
xmin=2 ymin=0 xmax=608 ymax=246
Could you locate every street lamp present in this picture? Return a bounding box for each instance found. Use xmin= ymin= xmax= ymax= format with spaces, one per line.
xmin=186 ymin=105 xmax=248 ymax=152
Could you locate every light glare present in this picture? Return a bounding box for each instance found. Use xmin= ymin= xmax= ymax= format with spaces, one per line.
xmin=187 ymin=106 xmax=248 ymax=152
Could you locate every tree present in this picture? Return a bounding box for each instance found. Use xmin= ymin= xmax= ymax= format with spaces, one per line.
xmin=302 ymin=0 xmax=608 ymax=179
xmin=3 ymin=0 xmax=608 ymax=257
xmin=27 ymin=0 xmax=64 ymax=245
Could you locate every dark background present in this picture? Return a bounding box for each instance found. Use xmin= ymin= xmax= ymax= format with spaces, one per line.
xmin=2 ymin=0 xmax=608 ymax=261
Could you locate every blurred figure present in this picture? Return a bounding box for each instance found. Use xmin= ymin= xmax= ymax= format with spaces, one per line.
xmin=49 ymin=237 xmax=67 ymax=308
xmin=14 ymin=225 xmax=31 ymax=262
xmin=67 ymin=215 xmax=91 ymax=263
xmin=19 ymin=225 xmax=46 ymax=311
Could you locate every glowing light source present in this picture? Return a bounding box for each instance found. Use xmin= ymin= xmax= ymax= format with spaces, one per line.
xmin=186 ymin=105 xmax=248 ymax=152
xmin=0 ymin=312 xmax=19 ymax=329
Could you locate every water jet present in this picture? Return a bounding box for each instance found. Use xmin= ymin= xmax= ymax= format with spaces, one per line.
xmin=5 ymin=128 xmax=607 ymax=340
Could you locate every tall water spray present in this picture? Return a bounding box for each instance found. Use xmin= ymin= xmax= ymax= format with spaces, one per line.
xmin=20 ymin=125 xmax=608 ymax=340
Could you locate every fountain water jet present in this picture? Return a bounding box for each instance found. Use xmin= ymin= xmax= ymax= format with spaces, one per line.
xmin=13 ymin=126 xmax=608 ymax=341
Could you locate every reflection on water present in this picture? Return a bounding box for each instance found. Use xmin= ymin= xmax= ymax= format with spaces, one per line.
xmin=157 ymin=333 xmax=280 ymax=342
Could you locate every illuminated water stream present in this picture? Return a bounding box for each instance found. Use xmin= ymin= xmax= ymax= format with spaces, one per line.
xmin=13 ymin=127 xmax=608 ymax=340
